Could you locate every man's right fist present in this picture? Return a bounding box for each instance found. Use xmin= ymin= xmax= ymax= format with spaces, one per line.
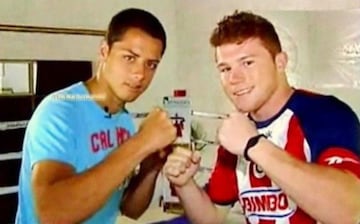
xmin=137 ymin=107 xmax=177 ymax=152
xmin=163 ymin=146 xmax=201 ymax=187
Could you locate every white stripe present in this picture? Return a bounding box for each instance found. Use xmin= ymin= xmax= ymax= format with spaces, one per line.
xmin=0 ymin=152 xmax=22 ymax=161
xmin=304 ymin=140 xmax=311 ymax=162
xmin=0 ymin=120 xmax=28 ymax=131
xmin=275 ymin=217 xmax=291 ymax=224
xmin=0 ymin=186 xmax=18 ymax=195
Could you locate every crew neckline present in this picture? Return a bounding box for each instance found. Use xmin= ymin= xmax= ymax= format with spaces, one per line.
xmin=250 ymin=89 xmax=297 ymax=128
xmin=77 ymin=81 xmax=128 ymax=119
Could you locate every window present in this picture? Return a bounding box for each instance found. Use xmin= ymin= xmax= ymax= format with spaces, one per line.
xmin=0 ymin=61 xmax=35 ymax=95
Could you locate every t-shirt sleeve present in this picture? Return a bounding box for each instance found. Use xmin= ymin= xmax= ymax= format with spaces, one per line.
xmin=206 ymin=146 xmax=239 ymax=206
xmin=300 ymin=96 xmax=360 ymax=178
xmin=25 ymin=97 xmax=77 ymax=169
xmin=317 ymin=147 xmax=360 ymax=178
xmin=314 ymin=100 xmax=360 ymax=178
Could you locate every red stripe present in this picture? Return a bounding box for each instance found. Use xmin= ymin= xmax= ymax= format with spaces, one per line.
xmin=258 ymin=219 xmax=275 ymax=224
xmin=289 ymin=208 xmax=316 ymax=224
xmin=284 ymin=115 xmax=306 ymax=161
xmin=207 ymin=146 xmax=239 ymax=204
xmin=285 ymin=115 xmax=316 ymax=223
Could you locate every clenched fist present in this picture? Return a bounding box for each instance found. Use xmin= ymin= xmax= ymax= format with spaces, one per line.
xmin=217 ymin=112 xmax=258 ymax=156
xmin=137 ymin=107 xmax=177 ymax=153
xmin=163 ymin=146 xmax=201 ymax=187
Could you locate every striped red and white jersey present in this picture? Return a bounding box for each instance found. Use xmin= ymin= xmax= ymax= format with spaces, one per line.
xmin=206 ymin=90 xmax=360 ymax=224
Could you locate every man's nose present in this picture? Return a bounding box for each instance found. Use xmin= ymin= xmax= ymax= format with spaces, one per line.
xmin=131 ymin=62 xmax=146 ymax=81
xmin=228 ymin=69 xmax=245 ymax=84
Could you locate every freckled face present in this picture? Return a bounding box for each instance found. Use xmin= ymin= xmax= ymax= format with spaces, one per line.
xmin=215 ymin=38 xmax=281 ymax=113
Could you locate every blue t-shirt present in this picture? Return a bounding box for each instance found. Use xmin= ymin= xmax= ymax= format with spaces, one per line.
xmin=16 ymin=82 xmax=135 ymax=224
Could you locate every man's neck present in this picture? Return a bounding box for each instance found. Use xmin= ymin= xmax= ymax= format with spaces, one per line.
xmin=251 ymin=85 xmax=294 ymax=122
xmin=84 ymin=77 xmax=125 ymax=114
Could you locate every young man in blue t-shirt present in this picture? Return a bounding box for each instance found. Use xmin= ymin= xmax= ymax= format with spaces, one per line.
xmin=16 ymin=8 xmax=176 ymax=224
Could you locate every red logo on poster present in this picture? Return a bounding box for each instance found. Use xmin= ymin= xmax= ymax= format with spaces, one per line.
xmin=171 ymin=113 xmax=185 ymax=137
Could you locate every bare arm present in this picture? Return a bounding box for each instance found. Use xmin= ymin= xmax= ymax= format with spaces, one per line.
xmin=175 ymin=179 xmax=230 ymax=224
xmin=121 ymin=147 xmax=173 ymax=218
xmin=120 ymin=168 xmax=159 ymax=219
xmin=250 ymin=139 xmax=360 ymax=224
xmin=33 ymin=134 xmax=150 ymax=224
xmin=164 ymin=148 xmax=231 ymax=224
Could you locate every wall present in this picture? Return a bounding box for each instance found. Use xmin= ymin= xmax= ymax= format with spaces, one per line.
xmin=0 ymin=0 xmax=179 ymax=111
xmin=1 ymin=1 xmax=360 ymax=112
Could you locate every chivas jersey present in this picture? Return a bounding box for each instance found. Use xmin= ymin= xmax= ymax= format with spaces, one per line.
xmin=207 ymin=90 xmax=360 ymax=224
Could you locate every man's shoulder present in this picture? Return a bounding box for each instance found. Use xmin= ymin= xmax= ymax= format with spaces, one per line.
xmin=29 ymin=83 xmax=85 ymax=129
xmin=37 ymin=82 xmax=85 ymax=111
xmin=287 ymin=89 xmax=360 ymax=143
xmin=289 ymin=89 xmax=360 ymax=162
xmin=290 ymin=89 xmax=356 ymax=120
xmin=43 ymin=81 xmax=85 ymax=103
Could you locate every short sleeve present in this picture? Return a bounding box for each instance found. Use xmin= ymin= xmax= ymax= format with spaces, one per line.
xmin=301 ymin=96 xmax=360 ymax=177
xmin=25 ymin=96 xmax=78 ymax=169
xmin=206 ymin=146 xmax=239 ymax=205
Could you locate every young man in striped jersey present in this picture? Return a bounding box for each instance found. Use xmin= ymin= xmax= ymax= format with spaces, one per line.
xmin=164 ymin=11 xmax=360 ymax=224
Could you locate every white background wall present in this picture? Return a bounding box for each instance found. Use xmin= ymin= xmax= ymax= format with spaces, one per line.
xmin=0 ymin=0 xmax=179 ymax=113
xmin=1 ymin=0 xmax=360 ymax=211
xmin=1 ymin=0 xmax=360 ymax=112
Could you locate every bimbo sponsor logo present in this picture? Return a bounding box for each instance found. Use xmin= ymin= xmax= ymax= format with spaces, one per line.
xmin=240 ymin=187 xmax=295 ymax=219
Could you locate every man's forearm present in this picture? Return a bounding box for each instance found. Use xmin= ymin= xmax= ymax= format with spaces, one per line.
xmin=175 ymin=179 xmax=224 ymax=224
xmin=121 ymin=170 xmax=159 ymax=219
xmin=250 ymin=139 xmax=360 ymax=224
xmin=35 ymin=135 xmax=151 ymax=223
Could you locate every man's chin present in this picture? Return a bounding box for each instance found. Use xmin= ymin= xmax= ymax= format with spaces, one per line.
xmin=118 ymin=89 xmax=144 ymax=103
xmin=123 ymin=94 xmax=140 ymax=103
xmin=234 ymin=102 xmax=253 ymax=113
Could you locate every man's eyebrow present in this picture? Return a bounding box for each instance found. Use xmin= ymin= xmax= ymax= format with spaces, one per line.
xmin=236 ymin=55 xmax=255 ymax=61
xmin=216 ymin=62 xmax=228 ymax=68
xmin=121 ymin=48 xmax=140 ymax=58
xmin=216 ymin=54 xmax=256 ymax=68
xmin=121 ymin=48 xmax=160 ymax=63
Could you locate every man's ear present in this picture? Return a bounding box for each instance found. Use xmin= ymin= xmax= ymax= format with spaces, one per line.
xmin=275 ymin=52 xmax=288 ymax=72
xmin=99 ymin=40 xmax=110 ymax=61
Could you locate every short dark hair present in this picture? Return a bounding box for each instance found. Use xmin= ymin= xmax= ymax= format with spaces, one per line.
xmin=210 ymin=11 xmax=282 ymax=58
xmin=106 ymin=8 xmax=167 ymax=55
